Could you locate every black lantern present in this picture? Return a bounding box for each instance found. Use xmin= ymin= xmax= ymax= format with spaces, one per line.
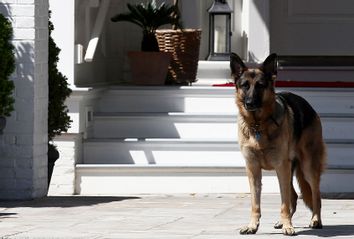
xmin=207 ymin=0 xmax=233 ymax=61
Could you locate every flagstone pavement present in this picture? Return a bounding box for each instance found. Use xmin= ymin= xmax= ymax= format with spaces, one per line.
xmin=0 ymin=194 xmax=353 ymax=239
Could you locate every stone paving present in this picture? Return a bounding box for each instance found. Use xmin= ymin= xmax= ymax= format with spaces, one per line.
xmin=0 ymin=194 xmax=353 ymax=239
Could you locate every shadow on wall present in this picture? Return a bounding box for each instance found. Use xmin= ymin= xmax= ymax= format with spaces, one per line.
xmin=0 ymin=2 xmax=44 ymax=151
xmin=4 ymin=42 xmax=40 ymax=133
xmin=247 ymin=0 xmax=270 ymax=63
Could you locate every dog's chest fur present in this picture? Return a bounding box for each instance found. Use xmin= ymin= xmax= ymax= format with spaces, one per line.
xmin=238 ymin=111 xmax=293 ymax=170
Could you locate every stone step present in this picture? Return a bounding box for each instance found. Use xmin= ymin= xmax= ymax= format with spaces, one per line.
xmin=196 ymin=60 xmax=354 ymax=83
xmin=83 ymin=139 xmax=242 ymax=165
xmin=96 ymin=86 xmax=354 ymax=114
xmin=83 ymin=139 xmax=354 ymax=168
xmin=196 ymin=61 xmax=231 ymax=84
xmin=92 ymin=113 xmax=238 ymax=139
xmin=75 ymin=164 xmax=281 ymax=195
xmin=75 ymin=164 xmax=354 ymax=195
xmin=74 ymin=86 xmax=354 ymax=196
xmin=97 ymin=86 xmax=237 ymax=113
xmin=91 ymin=112 xmax=354 ymax=140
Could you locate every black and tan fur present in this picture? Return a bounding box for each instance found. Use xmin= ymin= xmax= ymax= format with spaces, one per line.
xmin=230 ymin=53 xmax=326 ymax=235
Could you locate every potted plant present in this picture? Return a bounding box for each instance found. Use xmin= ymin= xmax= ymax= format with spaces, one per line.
xmin=155 ymin=0 xmax=202 ymax=85
xmin=47 ymin=15 xmax=72 ymax=186
xmin=0 ymin=14 xmax=15 ymax=134
xmin=111 ymin=0 xmax=181 ymax=85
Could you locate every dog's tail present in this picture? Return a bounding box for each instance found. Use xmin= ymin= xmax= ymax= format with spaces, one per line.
xmin=294 ymin=139 xmax=327 ymax=210
xmin=295 ymin=166 xmax=313 ymax=210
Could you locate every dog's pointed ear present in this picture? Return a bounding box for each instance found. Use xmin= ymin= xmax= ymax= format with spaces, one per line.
xmin=262 ymin=53 xmax=278 ymax=76
xmin=230 ymin=53 xmax=247 ymax=80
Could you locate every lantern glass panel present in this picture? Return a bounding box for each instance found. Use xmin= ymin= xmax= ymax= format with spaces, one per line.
xmin=213 ymin=15 xmax=227 ymax=53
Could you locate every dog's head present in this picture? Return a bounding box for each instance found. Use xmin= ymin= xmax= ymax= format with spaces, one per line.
xmin=230 ymin=53 xmax=278 ymax=112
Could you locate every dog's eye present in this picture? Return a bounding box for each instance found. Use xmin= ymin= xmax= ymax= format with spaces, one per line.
xmin=240 ymin=81 xmax=249 ymax=89
xmin=256 ymin=81 xmax=267 ymax=88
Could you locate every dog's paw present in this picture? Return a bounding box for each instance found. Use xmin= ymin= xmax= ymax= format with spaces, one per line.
xmin=282 ymin=225 xmax=296 ymax=236
xmin=274 ymin=221 xmax=283 ymax=229
xmin=309 ymin=219 xmax=323 ymax=229
xmin=239 ymin=225 xmax=258 ymax=234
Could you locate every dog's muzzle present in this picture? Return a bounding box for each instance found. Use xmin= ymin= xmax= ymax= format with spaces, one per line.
xmin=244 ymin=97 xmax=260 ymax=112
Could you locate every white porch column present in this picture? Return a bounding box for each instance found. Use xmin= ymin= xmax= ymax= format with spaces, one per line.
xmin=0 ymin=0 xmax=49 ymax=199
xmin=243 ymin=0 xmax=270 ymax=62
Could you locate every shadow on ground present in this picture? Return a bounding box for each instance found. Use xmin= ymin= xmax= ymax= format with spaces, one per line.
xmin=297 ymin=225 xmax=354 ymax=237
xmin=0 ymin=196 xmax=140 ymax=208
xmin=0 ymin=213 xmax=17 ymax=219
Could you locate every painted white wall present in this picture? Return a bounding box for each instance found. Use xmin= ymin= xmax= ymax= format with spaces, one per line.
xmin=0 ymin=0 xmax=49 ymax=200
xmin=231 ymin=0 xmax=243 ymax=58
xmin=49 ymin=134 xmax=83 ymax=196
xmin=245 ymin=0 xmax=270 ymax=62
xmin=270 ymin=0 xmax=354 ymax=55
xmin=183 ymin=0 xmax=211 ymax=60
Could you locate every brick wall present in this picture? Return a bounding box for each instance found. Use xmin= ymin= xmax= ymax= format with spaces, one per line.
xmin=48 ymin=134 xmax=82 ymax=195
xmin=0 ymin=0 xmax=49 ymax=199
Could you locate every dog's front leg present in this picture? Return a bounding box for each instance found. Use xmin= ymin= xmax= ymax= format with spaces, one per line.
xmin=240 ymin=163 xmax=262 ymax=234
xmin=276 ymin=162 xmax=296 ymax=236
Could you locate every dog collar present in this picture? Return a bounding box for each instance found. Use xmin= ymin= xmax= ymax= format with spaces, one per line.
xmin=249 ymin=123 xmax=261 ymax=141
xmin=255 ymin=131 xmax=261 ymax=141
xmin=250 ymin=96 xmax=285 ymax=141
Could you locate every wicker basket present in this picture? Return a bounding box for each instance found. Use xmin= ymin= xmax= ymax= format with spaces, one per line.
xmin=156 ymin=29 xmax=202 ymax=84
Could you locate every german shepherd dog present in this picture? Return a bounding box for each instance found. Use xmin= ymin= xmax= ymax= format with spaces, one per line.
xmin=230 ymin=53 xmax=326 ymax=235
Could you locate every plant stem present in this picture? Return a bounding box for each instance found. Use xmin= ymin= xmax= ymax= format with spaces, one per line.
xmin=172 ymin=0 xmax=180 ymax=30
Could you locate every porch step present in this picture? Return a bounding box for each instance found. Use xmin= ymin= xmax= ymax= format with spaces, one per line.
xmin=83 ymin=139 xmax=354 ymax=168
xmin=91 ymin=112 xmax=354 ymax=140
xmin=97 ymin=86 xmax=236 ymax=113
xmin=96 ymin=86 xmax=354 ymax=114
xmin=75 ymin=164 xmax=354 ymax=195
xmin=325 ymin=141 xmax=354 ymax=168
xmin=196 ymin=61 xmax=231 ymax=84
xmin=83 ymin=139 xmax=242 ymax=165
xmin=196 ymin=60 xmax=354 ymax=84
xmin=78 ymin=138 xmax=354 ymax=195
xmin=75 ymin=86 xmax=354 ymax=195
xmin=75 ymin=164 xmax=280 ymax=195
xmin=93 ymin=112 xmax=237 ymax=139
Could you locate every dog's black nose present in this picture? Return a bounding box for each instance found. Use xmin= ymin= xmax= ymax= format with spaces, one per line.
xmin=245 ymin=98 xmax=258 ymax=111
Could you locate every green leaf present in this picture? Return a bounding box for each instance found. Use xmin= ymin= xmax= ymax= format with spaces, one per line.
xmin=48 ymin=14 xmax=72 ymax=141
xmin=0 ymin=14 xmax=15 ymax=117
xmin=110 ymin=0 xmax=182 ymax=51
